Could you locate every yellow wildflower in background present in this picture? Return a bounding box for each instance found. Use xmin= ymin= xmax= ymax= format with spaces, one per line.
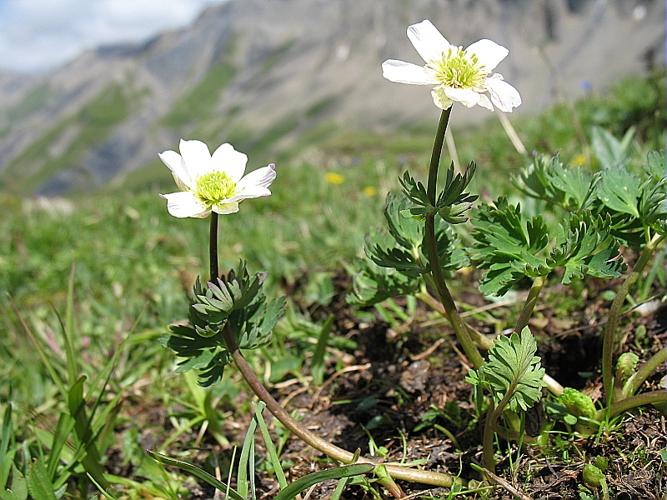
xmin=325 ymin=172 xmax=345 ymax=185
xmin=572 ymin=154 xmax=587 ymax=167
xmin=363 ymin=186 xmax=377 ymax=197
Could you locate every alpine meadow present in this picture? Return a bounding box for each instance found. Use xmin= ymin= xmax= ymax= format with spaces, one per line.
xmin=1 ymin=1 xmax=666 ymax=498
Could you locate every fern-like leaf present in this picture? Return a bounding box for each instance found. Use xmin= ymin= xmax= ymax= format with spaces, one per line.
xmin=467 ymin=328 xmax=545 ymax=412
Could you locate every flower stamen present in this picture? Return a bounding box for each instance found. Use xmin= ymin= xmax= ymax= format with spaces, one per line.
xmin=428 ymin=48 xmax=486 ymax=90
xmin=196 ymin=171 xmax=236 ymax=206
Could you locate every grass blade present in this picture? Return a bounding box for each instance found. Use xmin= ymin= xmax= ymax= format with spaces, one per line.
xmin=311 ymin=315 xmax=333 ymax=386
xmin=249 ymin=433 xmax=256 ymax=500
xmin=67 ymin=376 xmax=109 ymax=489
xmin=147 ymin=451 xmax=244 ymax=500
xmin=60 ymin=265 xmax=78 ymax=385
xmin=254 ymin=402 xmax=287 ymax=489
xmin=331 ymin=449 xmax=361 ymax=500
xmin=0 ymin=403 xmax=13 ymax=489
xmin=46 ymin=412 xmax=74 ymax=479
xmin=10 ymin=303 xmax=66 ymax=397
xmin=237 ymin=413 xmax=258 ymax=498
xmin=274 ymin=464 xmax=374 ymax=500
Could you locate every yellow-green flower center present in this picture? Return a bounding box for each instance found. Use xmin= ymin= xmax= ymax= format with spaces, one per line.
xmin=429 ymin=48 xmax=486 ymax=89
xmin=195 ymin=171 xmax=236 ymax=206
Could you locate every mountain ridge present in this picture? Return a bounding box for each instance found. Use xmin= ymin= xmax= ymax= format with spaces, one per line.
xmin=0 ymin=0 xmax=663 ymax=195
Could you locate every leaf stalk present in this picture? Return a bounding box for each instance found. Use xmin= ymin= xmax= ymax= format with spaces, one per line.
xmin=514 ymin=275 xmax=546 ymax=334
xmin=602 ymin=234 xmax=664 ymax=400
xmin=622 ymin=347 xmax=667 ymax=398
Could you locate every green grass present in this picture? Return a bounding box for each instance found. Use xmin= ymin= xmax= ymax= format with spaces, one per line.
xmin=0 ymin=72 xmax=665 ymax=498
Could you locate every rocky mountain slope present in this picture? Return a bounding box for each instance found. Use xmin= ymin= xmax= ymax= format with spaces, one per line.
xmin=0 ymin=0 xmax=663 ymax=195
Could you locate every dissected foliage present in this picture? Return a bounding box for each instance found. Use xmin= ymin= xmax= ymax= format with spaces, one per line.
xmin=348 ymin=191 xmax=467 ymax=306
xmin=471 ymin=198 xmax=623 ymax=296
xmin=467 ymin=328 xmax=545 ymax=413
xmin=166 ymin=261 xmax=286 ymax=386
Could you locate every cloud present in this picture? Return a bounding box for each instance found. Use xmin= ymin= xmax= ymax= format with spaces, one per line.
xmin=0 ymin=0 xmax=224 ymax=73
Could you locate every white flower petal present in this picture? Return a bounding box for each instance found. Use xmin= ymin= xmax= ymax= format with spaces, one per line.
xmin=158 ymin=150 xmax=192 ymax=190
xmin=212 ymin=202 xmax=240 ymax=215
xmin=236 ymin=164 xmax=277 ymax=192
xmin=486 ymin=75 xmax=521 ymax=112
xmin=465 ymin=39 xmax=509 ymax=72
xmin=382 ymin=60 xmax=438 ymax=85
xmin=477 ymin=93 xmax=494 ymax=111
xmin=431 ymin=88 xmax=453 ymax=110
xmin=443 ymin=87 xmax=481 ymax=108
xmin=211 ymin=143 xmax=248 ymax=182
xmin=407 ymin=20 xmax=451 ymax=63
xmin=160 ymin=192 xmax=209 ymax=218
xmin=179 ymin=139 xmax=212 ymax=178
xmin=229 ymin=186 xmax=272 ymax=202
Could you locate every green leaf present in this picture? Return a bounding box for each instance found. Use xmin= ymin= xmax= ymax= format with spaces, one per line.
xmin=398 ymin=171 xmax=432 ymax=217
xmin=27 ymin=461 xmax=56 ymax=500
xmin=471 ymin=198 xmax=550 ymax=296
xmin=147 ymin=451 xmax=244 ymax=500
xmin=549 ymin=215 xmax=625 ymax=284
xmin=311 ymin=315 xmax=333 ymax=386
xmin=467 ymin=328 xmax=545 ymax=412
xmin=47 ymin=412 xmax=75 ymax=479
xmin=514 ymin=155 xmax=596 ymax=211
xmin=346 ymin=259 xmax=420 ymax=307
xmin=365 ymin=192 xmax=427 ymax=276
xmin=66 ymin=376 xmax=109 ymax=489
xmin=0 ymin=404 xmax=13 ymax=490
xmin=165 ymin=261 xmax=285 ymax=387
xmin=591 ymin=126 xmax=634 ymax=170
xmin=64 ymin=265 xmax=79 ymax=385
xmin=254 ymin=402 xmax=287 ymax=489
xmin=398 ymin=162 xmax=478 ymax=224
xmin=236 ymin=413 xmax=258 ymax=499
xmin=434 ymin=161 xmax=478 ymax=224
xmin=595 ymin=167 xmax=641 ymax=217
xmin=274 ymin=463 xmax=374 ymax=500
xmin=1 ymin=466 xmax=27 ymax=500
xmin=354 ymin=190 xmax=468 ymax=304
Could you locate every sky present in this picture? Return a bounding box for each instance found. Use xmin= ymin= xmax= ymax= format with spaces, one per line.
xmin=0 ymin=0 xmax=224 ymax=73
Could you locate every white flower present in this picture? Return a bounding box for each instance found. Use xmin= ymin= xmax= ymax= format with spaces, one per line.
xmin=382 ymin=20 xmax=521 ymax=112
xmin=159 ymin=139 xmax=276 ymax=218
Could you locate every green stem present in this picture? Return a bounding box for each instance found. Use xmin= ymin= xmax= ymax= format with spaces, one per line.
xmin=209 ymin=213 xmax=219 ymax=280
xmin=514 ymin=275 xmax=546 ymax=334
xmin=622 ymin=347 xmax=667 ymax=398
xmin=481 ymin=400 xmax=497 ymax=472
xmin=426 ymin=108 xmax=451 ymax=201
xmin=602 ymin=235 xmax=663 ymax=401
xmin=424 ymin=108 xmax=484 ymax=368
xmin=598 ymin=390 xmax=667 ymax=419
xmin=417 ymin=288 xmax=565 ymax=396
xmin=481 ymin=389 xmax=514 ymax=473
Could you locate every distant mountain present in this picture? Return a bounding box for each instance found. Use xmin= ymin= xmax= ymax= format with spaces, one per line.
xmin=0 ymin=0 xmax=663 ymax=195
